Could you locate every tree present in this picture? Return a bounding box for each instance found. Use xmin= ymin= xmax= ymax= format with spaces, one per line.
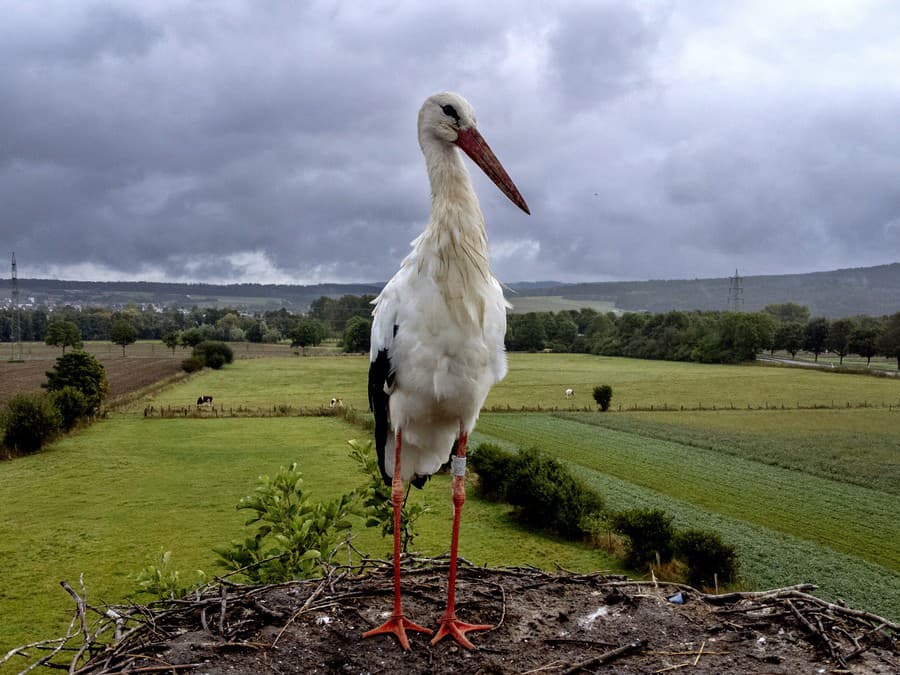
xmin=849 ymin=320 xmax=881 ymax=366
xmin=193 ymin=341 xmax=234 ymax=370
xmin=245 ymin=321 xmax=266 ymax=344
xmin=44 ymin=320 xmax=82 ymax=353
xmin=44 ymin=351 xmax=108 ymax=417
xmin=507 ymin=313 xmax=546 ymax=351
xmin=111 ymin=317 xmax=138 ymax=356
xmin=162 ymin=330 xmax=181 ymax=355
xmin=877 ymin=312 xmax=900 ymax=370
xmin=775 ymin=321 xmax=805 ymax=358
xmin=291 ymin=318 xmax=326 ymax=351
xmin=804 ymin=317 xmax=829 ymax=362
xmin=731 ymin=313 xmax=775 ymax=362
xmin=826 ymin=318 xmax=855 ymax=365
xmin=48 ymin=386 xmax=89 ymax=431
xmin=180 ymin=327 xmax=206 ymax=348
xmin=342 ymin=316 xmax=371 ymax=353
xmin=593 ymin=384 xmax=613 ymax=411
xmin=1 ymin=393 xmax=62 ymax=454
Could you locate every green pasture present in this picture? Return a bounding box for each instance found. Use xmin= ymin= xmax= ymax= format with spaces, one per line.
xmin=4 ymin=351 xmax=900 ymax=658
xmin=146 ymin=353 xmax=900 ymax=414
xmin=487 ymin=353 xmax=900 ymax=410
xmin=0 ymin=415 xmax=613 ymax=657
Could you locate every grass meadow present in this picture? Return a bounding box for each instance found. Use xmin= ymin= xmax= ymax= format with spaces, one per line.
xmin=2 ymin=352 xmax=899 ymax=658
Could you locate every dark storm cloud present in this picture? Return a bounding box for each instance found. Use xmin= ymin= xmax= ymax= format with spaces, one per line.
xmin=2 ymin=1 xmax=899 ymax=285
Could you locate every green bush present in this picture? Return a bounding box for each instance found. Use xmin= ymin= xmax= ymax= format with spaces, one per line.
xmin=215 ymin=463 xmax=356 ymax=584
xmin=506 ymin=447 xmax=604 ymax=539
xmin=44 ymin=351 xmax=108 ymax=416
xmin=1 ymin=393 xmax=62 ymax=454
xmin=593 ymin=384 xmax=613 ymax=411
xmin=181 ymin=356 xmax=205 ymax=373
xmin=612 ymin=508 xmax=675 ymax=568
xmin=133 ymin=550 xmax=207 ymax=601
xmin=48 ymin=386 xmax=89 ymax=431
xmin=674 ymin=529 xmax=737 ymax=589
xmin=193 ymin=341 xmax=234 ymax=370
xmin=469 ymin=443 xmax=517 ymax=501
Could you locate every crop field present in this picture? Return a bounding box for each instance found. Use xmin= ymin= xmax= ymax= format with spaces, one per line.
xmin=2 ymin=352 xmax=899 ymax=657
xmin=473 ymin=414 xmax=900 ymax=615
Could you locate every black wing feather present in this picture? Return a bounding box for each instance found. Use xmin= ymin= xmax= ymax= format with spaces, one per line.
xmin=368 ymin=347 xmax=393 ymax=486
xmin=368 ymin=324 xmax=430 ymax=489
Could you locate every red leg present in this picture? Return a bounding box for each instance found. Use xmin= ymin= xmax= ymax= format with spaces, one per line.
xmin=431 ymin=427 xmax=492 ymax=649
xmin=362 ymin=429 xmax=432 ymax=649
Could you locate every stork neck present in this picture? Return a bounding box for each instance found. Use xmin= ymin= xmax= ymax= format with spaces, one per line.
xmin=423 ymin=141 xmax=487 ymax=243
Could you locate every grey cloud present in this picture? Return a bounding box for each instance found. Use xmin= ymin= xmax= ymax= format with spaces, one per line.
xmin=2 ymin=1 xmax=899 ymax=286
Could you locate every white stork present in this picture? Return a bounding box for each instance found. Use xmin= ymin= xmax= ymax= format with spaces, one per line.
xmin=364 ymin=92 xmax=529 ymax=650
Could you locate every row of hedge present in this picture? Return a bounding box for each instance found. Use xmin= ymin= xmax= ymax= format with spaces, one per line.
xmin=469 ymin=443 xmax=737 ymax=589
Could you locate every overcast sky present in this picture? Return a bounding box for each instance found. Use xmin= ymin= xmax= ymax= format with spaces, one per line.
xmin=3 ymin=1 xmax=899 ymax=286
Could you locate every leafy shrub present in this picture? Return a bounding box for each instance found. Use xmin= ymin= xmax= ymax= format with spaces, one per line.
xmin=193 ymin=341 xmax=234 ymax=369
xmin=674 ymin=529 xmax=737 ymax=589
xmin=1 ymin=393 xmax=62 ymax=454
xmin=348 ymin=439 xmax=427 ymax=553
xmin=133 ymin=549 xmax=207 ymax=601
xmin=49 ymin=386 xmax=89 ymax=431
xmin=593 ymin=384 xmax=613 ymax=411
xmin=215 ymin=463 xmax=356 ymax=583
xmin=506 ymin=447 xmax=604 ymax=539
xmin=469 ymin=443 xmax=517 ymax=501
xmin=612 ymin=508 xmax=675 ymax=568
xmin=181 ymin=356 xmax=205 ymax=373
xmin=44 ymin=351 xmax=108 ymax=416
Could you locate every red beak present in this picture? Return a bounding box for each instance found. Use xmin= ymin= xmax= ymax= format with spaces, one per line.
xmin=455 ymin=127 xmax=530 ymax=215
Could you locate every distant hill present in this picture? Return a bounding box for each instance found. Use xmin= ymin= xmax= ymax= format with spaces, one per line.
xmin=9 ymin=263 xmax=899 ymax=318
xmin=12 ymin=279 xmax=382 ymax=313
xmin=515 ymin=263 xmax=900 ymax=318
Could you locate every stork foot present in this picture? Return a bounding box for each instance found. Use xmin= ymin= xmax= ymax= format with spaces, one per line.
xmin=430 ymin=616 xmax=493 ymax=650
xmin=363 ymin=614 xmax=432 ymax=651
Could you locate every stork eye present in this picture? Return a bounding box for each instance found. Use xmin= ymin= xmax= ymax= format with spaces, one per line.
xmin=441 ymin=104 xmax=460 ymax=123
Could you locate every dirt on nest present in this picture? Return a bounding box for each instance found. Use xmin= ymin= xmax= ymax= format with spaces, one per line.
xmin=27 ymin=560 xmax=898 ymax=675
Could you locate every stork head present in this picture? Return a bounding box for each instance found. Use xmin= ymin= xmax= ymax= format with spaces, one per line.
xmin=419 ymin=92 xmax=530 ymax=215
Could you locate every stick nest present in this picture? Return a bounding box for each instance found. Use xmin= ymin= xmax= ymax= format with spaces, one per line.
xmin=5 ymin=557 xmax=898 ymax=674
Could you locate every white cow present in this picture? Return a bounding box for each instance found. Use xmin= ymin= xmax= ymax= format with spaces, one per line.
xmin=564 ymin=388 xmax=574 ymax=399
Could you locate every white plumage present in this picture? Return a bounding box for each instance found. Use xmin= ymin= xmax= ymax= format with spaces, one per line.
xmin=370 ymin=92 xmax=524 ymax=483
xmin=364 ymin=91 xmax=528 ymax=651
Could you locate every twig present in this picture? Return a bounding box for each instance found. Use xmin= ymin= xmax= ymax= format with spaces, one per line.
xmin=701 ymin=583 xmax=817 ymax=605
xmin=561 ymin=639 xmax=646 ymax=674
xmin=60 ymin=580 xmax=90 ymax=643
xmin=521 ymin=660 xmax=565 ymax=674
xmin=218 ymin=585 xmax=227 ymax=635
xmin=693 ymin=640 xmax=705 ymax=666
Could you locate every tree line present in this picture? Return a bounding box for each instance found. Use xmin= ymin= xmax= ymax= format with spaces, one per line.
xmin=3 ymin=298 xmax=899 ymax=366
xmin=507 ymin=301 xmax=900 ymax=367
